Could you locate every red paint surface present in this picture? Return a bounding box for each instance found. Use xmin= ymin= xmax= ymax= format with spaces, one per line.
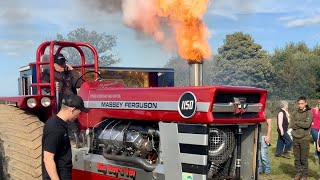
xmin=77 ymin=83 xmax=267 ymax=129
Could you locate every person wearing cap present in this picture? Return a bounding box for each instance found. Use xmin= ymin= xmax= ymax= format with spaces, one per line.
xmin=41 ymin=53 xmax=83 ymax=102
xmin=42 ymin=94 xmax=88 ymax=180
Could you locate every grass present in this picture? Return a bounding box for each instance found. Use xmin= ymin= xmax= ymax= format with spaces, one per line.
xmin=262 ymin=118 xmax=319 ymax=180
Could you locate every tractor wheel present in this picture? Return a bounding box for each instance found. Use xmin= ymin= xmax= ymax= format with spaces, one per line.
xmin=0 ymin=104 xmax=43 ymax=180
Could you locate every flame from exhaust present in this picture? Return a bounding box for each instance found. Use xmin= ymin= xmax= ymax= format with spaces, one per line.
xmin=122 ymin=0 xmax=212 ymax=63
xmin=158 ymin=0 xmax=212 ymax=62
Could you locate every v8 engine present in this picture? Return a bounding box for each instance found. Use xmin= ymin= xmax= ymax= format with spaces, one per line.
xmin=93 ymin=120 xmax=160 ymax=172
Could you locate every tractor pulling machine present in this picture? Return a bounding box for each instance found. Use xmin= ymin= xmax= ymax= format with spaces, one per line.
xmin=0 ymin=41 xmax=266 ymax=180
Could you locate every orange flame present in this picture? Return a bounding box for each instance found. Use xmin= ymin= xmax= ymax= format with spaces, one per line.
xmin=158 ymin=0 xmax=212 ymax=62
xmin=121 ymin=0 xmax=212 ymax=63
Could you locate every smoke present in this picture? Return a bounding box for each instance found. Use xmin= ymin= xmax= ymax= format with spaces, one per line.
xmin=0 ymin=0 xmax=31 ymax=25
xmin=80 ymin=0 xmax=211 ymax=59
xmin=79 ymin=0 xmax=123 ymax=13
xmin=122 ymin=0 xmax=182 ymax=53
xmin=122 ymin=0 xmax=171 ymax=44
xmin=80 ymin=0 xmax=176 ymax=50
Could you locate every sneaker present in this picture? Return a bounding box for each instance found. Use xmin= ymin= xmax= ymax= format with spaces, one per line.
xmin=282 ymin=152 xmax=291 ymax=159
xmin=294 ymin=174 xmax=301 ymax=180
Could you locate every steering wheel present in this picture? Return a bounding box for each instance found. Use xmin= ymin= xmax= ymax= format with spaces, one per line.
xmin=75 ymin=70 xmax=103 ymax=87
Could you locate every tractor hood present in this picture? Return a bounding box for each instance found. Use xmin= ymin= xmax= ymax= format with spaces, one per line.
xmin=76 ymin=81 xmax=267 ymax=129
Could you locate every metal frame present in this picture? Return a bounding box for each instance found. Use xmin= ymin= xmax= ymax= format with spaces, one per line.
xmin=31 ymin=41 xmax=99 ymax=96
xmin=212 ymin=103 xmax=263 ymax=113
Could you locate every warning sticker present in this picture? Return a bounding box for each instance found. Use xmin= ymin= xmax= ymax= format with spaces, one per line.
xmin=182 ymin=173 xmax=193 ymax=180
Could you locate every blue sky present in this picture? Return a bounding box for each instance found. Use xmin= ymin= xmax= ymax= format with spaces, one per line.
xmin=0 ymin=0 xmax=319 ymax=96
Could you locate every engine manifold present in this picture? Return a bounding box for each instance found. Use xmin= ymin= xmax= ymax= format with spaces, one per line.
xmin=97 ymin=120 xmax=159 ymax=172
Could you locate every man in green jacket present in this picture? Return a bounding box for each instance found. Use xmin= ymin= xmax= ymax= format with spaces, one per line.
xmin=290 ymin=96 xmax=313 ymax=180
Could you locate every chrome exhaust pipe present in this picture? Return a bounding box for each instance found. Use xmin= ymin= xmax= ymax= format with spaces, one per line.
xmin=102 ymin=149 xmax=157 ymax=172
xmin=189 ymin=61 xmax=203 ymax=86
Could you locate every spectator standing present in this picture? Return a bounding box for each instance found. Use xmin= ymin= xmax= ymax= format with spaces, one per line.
xmin=290 ymin=96 xmax=313 ymax=180
xmin=275 ymin=100 xmax=292 ymax=158
xmin=259 ymin=108 xmax=273 ymax=176
xmin=311 ymin=100 xmax=320 ymax=164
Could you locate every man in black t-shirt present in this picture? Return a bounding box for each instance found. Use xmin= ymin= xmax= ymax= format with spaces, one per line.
xmin=42 ymin=94 xmax=88 ymax=180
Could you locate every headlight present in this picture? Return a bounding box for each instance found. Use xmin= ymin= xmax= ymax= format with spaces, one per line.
xmin=27 ymin=98 xmax=37 ymax=108
xmin=41 ymin=97 xmax=51 ymax=107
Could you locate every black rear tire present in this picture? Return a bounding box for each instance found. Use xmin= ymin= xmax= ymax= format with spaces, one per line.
xmin=0 ymin=105 xmax=43 ymax=180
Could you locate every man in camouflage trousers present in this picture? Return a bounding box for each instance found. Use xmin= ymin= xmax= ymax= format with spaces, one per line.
xmin=290 ymin=96 xmax=313 ymax=180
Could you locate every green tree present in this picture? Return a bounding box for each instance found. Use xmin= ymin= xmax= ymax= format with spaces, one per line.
xmin=209 ymin=32 xmax=274 ymax=93
xmin=210 ymin=58 xmax=276 ymax=92
xmin=56 ymin=28 xmax=120 ymax=66
xmin=164 ymin=57 xmax=189 ymax=86
xmin=271 ymin=42 xmax=320 ymax=99
xmin=218 ymin=32 xmax=267 ymax=60
xmin=312 ymin=44 xmax=320 ymax=57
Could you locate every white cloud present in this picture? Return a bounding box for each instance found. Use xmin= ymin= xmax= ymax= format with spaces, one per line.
xmin=208 ymin=10 xmax=238 ymax=20
xmin=0 ymin=7 xmax=31 ymax=22
xmin=209 ymin=0 xmax=320 ymax=28
xmin=277 ymin=16 xmax=297 ymax=22
xmin=7 ymin=52 xmax=19 ymax=56
xmin=312 ymin=32 xmax=320 ymax=39
xmin=0 ymin=0 xmax=124 ymax=37
xmin=0 ymin=0 xmax=138 ymax=61
xmin=285 ymin=16 xmax=320 ymax=27
xmin=207 ymin=27 xmax=217 ymax=37
xmin=208 ymin=0 xmax=320 ymax=20
xmin=208 ymin=0 xmax=286 ymax=19
xmin=0 ymin=39 xmax=36 ymax=56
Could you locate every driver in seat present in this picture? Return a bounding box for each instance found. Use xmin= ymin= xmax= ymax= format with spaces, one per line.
xmin=41 ymin=53 xmax=83 ymax=103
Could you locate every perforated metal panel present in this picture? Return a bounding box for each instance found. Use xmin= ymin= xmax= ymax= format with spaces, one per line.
xmin=208 ymin=127 xmax=235 ymax=164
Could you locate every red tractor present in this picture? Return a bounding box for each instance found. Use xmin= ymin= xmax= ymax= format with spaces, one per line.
xmin=0 ymin=41 xmax=267 ymax=180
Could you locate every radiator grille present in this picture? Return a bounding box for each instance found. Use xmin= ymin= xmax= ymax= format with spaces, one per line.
xmin=214 ymin=93 xmax=261 ymax=103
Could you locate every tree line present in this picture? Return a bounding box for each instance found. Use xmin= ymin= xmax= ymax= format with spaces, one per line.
xmin=165 ymin=32 xmax=320 ymax=100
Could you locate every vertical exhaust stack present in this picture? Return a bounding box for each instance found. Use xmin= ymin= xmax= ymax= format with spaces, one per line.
xmin=189 ymin=59 xmax=203 ymax=86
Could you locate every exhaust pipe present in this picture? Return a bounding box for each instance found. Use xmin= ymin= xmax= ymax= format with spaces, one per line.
xmin=189 ymin=61 xmax=203 ymax=86
xmin=102 ymin=149 xmax=157 ymax=172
